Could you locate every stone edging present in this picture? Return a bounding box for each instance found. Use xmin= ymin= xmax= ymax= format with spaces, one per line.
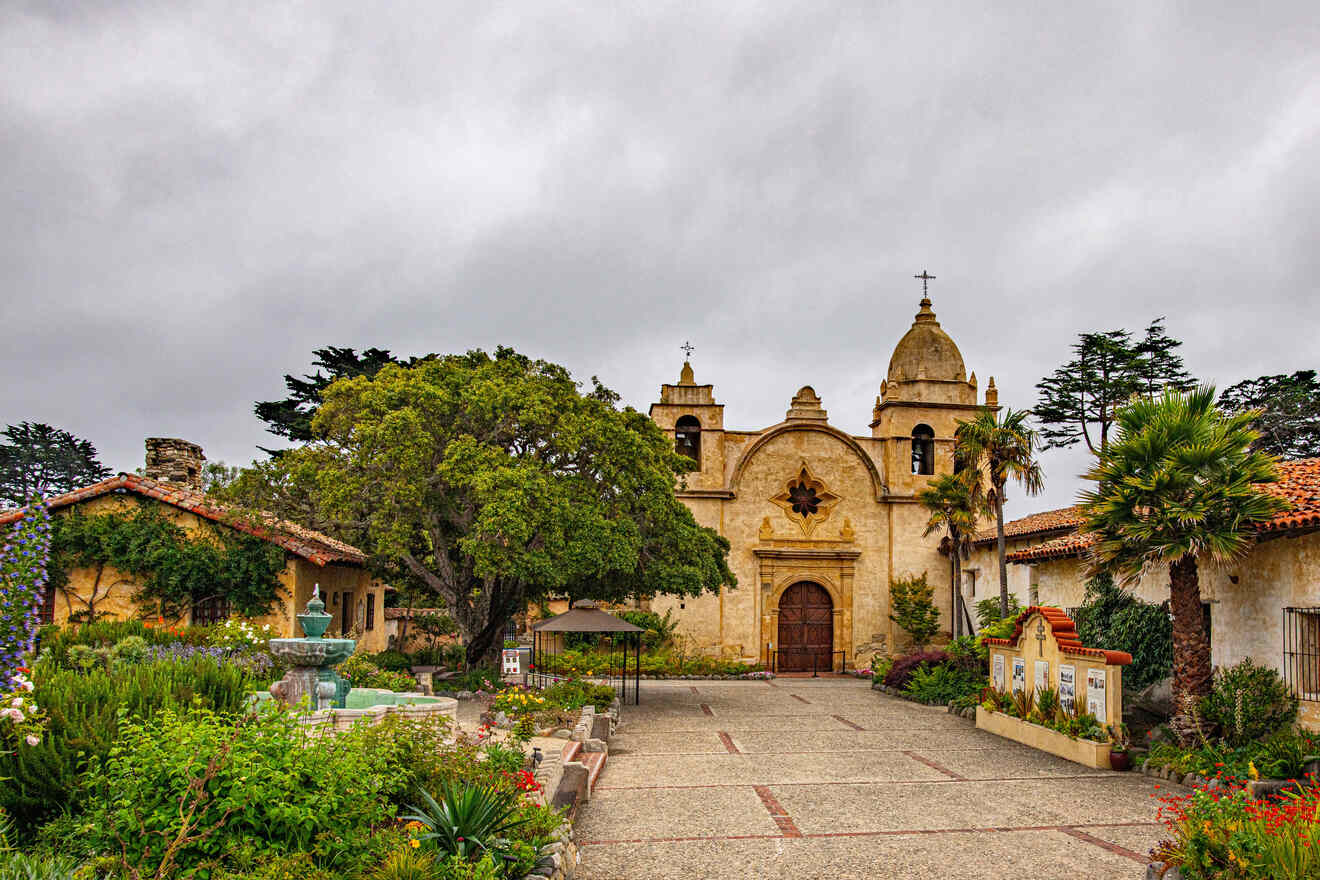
xmin=521 ymin=697 xmax=621 ymax=880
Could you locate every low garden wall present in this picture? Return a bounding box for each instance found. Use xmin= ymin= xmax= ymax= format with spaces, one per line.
xmin=976 ymin=706 xmax=1112 ymax=769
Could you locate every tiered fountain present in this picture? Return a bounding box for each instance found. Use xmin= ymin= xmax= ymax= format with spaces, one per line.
xmin=269 ymin=586 xmax=355 ymax=710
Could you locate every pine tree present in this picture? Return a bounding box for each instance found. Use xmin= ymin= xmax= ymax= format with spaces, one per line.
xmin=255 ymin=347 xmax=402 ymax=444
xmin=1034 ymin=320 xmax=1194 ymax=454
xmin=0 ymin=423 xmax=112 ymax=507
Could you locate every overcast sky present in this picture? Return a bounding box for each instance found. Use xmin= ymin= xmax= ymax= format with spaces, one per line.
xmin=2 ymin=1 xmax=1317 ymax=515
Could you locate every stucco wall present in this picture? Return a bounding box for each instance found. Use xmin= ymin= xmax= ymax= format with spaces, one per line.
xmin=1002 ymin=531 xmax=1320 ymax=727
xmin=42 ymin=493 xmax=385 ymax=649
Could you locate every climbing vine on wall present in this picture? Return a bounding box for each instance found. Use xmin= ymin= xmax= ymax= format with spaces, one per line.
xmin=48 ymin=502 xmax=288 ymax=621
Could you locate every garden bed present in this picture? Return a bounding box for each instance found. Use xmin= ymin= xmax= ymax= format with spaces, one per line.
xmin=976 ymin=706 xmax=1112 ymax=769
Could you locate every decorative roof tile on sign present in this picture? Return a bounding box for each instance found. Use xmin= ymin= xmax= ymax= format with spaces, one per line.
xmin=0 ymin=473 xmax=365 ymax=566
xmin=982 ymin=605 xmax=1132 ymax=666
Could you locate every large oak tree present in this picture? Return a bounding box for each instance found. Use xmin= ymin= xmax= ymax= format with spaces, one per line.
xmin=277 ymin=347 xmax=733 ymax=668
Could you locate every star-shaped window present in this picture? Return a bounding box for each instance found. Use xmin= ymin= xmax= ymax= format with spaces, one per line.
xmin=769 ymin=464 xmax=841 ymax=537
xmin=787 ymin=483 xmax=820 ymax=517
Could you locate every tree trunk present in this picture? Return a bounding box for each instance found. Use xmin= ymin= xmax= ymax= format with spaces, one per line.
xmin=994 ymin=489 xmax=1009 ymax=617
xmin=463 ymin=613 xmax=508 ymax=672
xmin=950 ymin=538 xmax=964 ymax=639
xmin=1169 ymin=553 xmax=1213 ymax=740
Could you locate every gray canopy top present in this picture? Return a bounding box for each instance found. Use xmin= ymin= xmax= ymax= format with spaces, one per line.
xmin=530 ymin=600 xmax=644 ymax=634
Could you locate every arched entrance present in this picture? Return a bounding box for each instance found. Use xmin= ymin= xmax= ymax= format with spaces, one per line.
xmin=776 ymin=581 xmax=833 ymax=673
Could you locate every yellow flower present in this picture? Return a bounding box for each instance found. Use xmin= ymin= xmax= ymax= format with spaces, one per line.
xmin=1248 ymin=761 xmax=1260 ymax=781
xmin=409 ymin=839 xmax=420 ymax=849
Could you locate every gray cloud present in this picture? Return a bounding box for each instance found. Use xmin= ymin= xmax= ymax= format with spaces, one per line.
xmin=2 ymin=1 xmax=1317 ymax=514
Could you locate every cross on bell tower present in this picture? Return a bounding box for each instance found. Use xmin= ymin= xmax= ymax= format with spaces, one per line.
xmin=913 ymin=269 xmax=936 ymax=297
xmin=680 ymin=341 xmax=695 ymax=359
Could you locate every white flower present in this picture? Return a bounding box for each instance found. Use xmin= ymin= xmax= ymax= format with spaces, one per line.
xmin=1 ymin=708 xmax=23 ymax=722
xmin=24 ymin=734 xmax=38 ymax=746
xmin=11 ymin=698 xmax=23 ymax=708
xmin=19 ymin=680 xmax=33 ymax=692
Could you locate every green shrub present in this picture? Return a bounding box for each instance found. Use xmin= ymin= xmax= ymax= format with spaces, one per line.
xmin=369 ymin=650 xmax=415 ymax=672
xmin=0 ymin=852 xmax=83 ymax=880
xmin=1073 ymin=574 xmax=1172 ymax=691
xmin=903 ymin=663 xmax=983 ymax=706
xmin=0 ymin=656 xmax=252 ymax=836
xmin=431 ymin=667 xmax=501 ymax=694
xmin=77 ymin=703 xmax=398 ymax=878
xmin=538 ymin=679 xmax=614 ymax=713
xmin=338 ymin=653 xmax=417 ymax=692
xmin=616 ymin=609 xmax=677 ymax=649
xmin=889 ymin=573 xmax=940 ymax=651
xmin=977 ymin=617 xmax=1016 ymax=641
xmin=975 ymin=594 xmax=1023 ymax=628
xmin=364 ymin=846 xmax=438 ymax=880
xmin=1200 ymin=658 xmax=1298 ymax=746
xmin=870 ymin=655 xmax=893 ymax=684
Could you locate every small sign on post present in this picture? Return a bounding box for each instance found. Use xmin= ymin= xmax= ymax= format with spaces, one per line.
xmin=501 ymin=649 xmax=521 ymax=676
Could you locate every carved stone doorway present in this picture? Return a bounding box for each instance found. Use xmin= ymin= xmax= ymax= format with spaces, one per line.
xmin=776 ymin=581 xmax=834 ymax=673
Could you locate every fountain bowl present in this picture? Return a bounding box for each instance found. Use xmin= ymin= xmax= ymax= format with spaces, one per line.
xmin=270 ymin=637 xmax=355 ymax=668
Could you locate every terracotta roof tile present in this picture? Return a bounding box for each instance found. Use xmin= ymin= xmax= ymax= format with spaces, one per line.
xmin=0 ymin=473 xmax=365 ymax=567
xmin=982 ymin=605 xmax=1132 ymax=666
xmin=1005 ymin=531 xmax=1098 ymax=563
xmin=1256 ymin=457 xmax=1320 ymax=535
xmin=1004 ymin=457 xmax=1320 ymax=563
xmin=972 ymin=506 xmax=1083 ymax=545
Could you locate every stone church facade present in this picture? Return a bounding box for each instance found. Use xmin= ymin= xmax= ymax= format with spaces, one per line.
xmin=648 ymin=296 xmax=998 ymax=670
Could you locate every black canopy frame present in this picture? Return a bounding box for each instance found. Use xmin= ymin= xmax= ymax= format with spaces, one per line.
xmin=530 ymin=600 xmax=643 ymax=705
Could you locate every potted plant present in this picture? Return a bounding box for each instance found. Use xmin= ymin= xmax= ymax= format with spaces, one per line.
xmin=1107 ymin=723 xmax=1131 ymax=771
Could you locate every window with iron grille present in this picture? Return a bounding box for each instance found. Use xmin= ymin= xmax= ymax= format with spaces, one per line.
xmin=191 ymin=595 xmax=231 ymax=626
xmin=366 ymin=593 xmax=376 ymax=631
xmin=38 ymin=583 xmax=56 ymax=626
xmin=1283 ymin=607 xmax=1320 ymax=702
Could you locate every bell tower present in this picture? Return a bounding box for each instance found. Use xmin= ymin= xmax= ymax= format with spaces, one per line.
xmin=649 ymin=346 xmax=725 ymax=491
xmin=870 ymin=274 xmax=996 ymax=496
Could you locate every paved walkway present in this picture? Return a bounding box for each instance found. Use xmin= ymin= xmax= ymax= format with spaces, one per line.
xmin=576 ymin=678 xmax=1165 ymax=879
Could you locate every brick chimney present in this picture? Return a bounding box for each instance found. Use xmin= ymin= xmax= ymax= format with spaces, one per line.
xmin=144 ymin=438 xmax=205 ymax=492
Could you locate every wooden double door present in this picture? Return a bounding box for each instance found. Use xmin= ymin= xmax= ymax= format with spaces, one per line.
xmin=777 ymin=582 xmax=834 ymax=673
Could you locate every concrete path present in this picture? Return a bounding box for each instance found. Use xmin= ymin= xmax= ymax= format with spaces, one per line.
xmin=576 ymin=678 xmax=1166 ymax=879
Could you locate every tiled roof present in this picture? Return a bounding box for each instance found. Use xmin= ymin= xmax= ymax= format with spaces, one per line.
xmin=982 ymin=605 xmax=1132 ymax=666
xmin=1005 ymin=531 xmax=1098 ymax=563
xmin=1256 ymin=457 xmax=1320 ymax=535
xmin=1004 ymin=457 xmax=1320 ymax=563
xmin=0 ymin=473 xmax=365 ymax=566
xmin=383 ymin=607 xmax=447 ymax=620
xmin=972 ymin=506 xmax=1083 ymax=545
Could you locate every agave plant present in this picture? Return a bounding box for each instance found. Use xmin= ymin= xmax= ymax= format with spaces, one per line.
xmin=402 ymin=778 xmax=530 ymax=862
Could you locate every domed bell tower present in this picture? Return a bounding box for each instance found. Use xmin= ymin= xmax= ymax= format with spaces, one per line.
xmin=871 ymin=274 xmax=996 ymax=496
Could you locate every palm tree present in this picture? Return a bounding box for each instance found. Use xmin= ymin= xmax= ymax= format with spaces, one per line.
xmin=918 ymin=471 xmax=988 ymax=638
xmin=1079 ymin=386 xmax=1284 ymax=735
xmin=956 ymin=408 xmax=1044 ymax=618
